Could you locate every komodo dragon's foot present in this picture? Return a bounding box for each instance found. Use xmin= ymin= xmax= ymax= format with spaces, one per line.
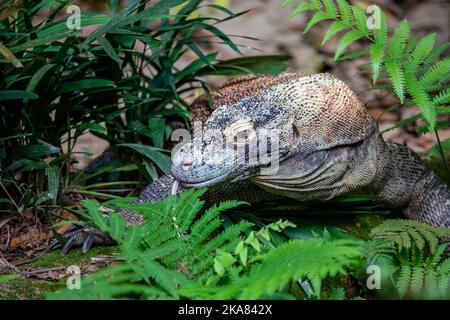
xmin=60 ymin=226 xmax=115 ymax=256
xmin=58 ymin=178 xmax=181 ymax=255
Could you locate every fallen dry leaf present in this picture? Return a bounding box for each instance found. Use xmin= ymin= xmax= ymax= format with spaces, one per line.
xmin=54 ymin=208 xmax=79 ymax=235
xmin=10 ymin=229 xmax=48 ymax=249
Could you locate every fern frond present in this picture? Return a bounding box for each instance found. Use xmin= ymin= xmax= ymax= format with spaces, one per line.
xmin=403 ymin=37 xmax=418 ymax=57
xmin=396 ymin=263 xmax=411 ymax=298
xmin=369 ymin=219 xmax=450 ymax=253
xmin=385 ymin=58 xmax=405 ymax=102
xmin=218 ymin=238 xmax=364 ymax=299
xmin=406 ymin=33 xmax=436 ymax=72
xmin=191 ymin=220 xmax=252 ymax=276
xmin=423 ymin=42 xmax=450 ymax=67
xmin=433 ymin=88 xmax=450 ymax=105
xmin=389 ymin=20 xmax=410 ymax=60
xmin=404 ymin=71 xmax=436 ymax=131
xmin=408 ymin=229 xmax=426 ymax=251
xmin=190 ymin=200 xmax=246 ymax=242
xmin=410 ymin=265 xmax=425 ymax=297
xmin=321 ymin=21 xmax=347 ymax=45
xmin=369 ymin=44 xmax=384 ymax=83
xmin=323 ymin=0 xmax=338 ymax=18
xmin=351 ymin=6 xmax=369 ymax=36
xmin=288 ymin=0 xmax=322 ymax=18
xmin=418 ymin=228 xmax=440 ymax=253
xmin=174 ymin=188 xmax=206 ymax=232
xmin=279 ymin=0 xmax=297 ymax=8
xmin=335 ymin=0 xmax=352 ymax=26
xmin=372 ymin=8 xmax=388 ymax=46
xmin=399 ymin=231 xmax=412 ymax=250
xmin=420 ymin=57 xmax=450 ymax=88
xmin=428 ymin=244 xmax=447 ymax=269
xmin=305 ymin=11 xmax=333 ymax=32
xmin=424 ymin=270 xmax=438 ymax=298
xmin=437 ymin=273 xmax=450 ymax=298
xmin=335 ymin=29 xmax=364 ymax=60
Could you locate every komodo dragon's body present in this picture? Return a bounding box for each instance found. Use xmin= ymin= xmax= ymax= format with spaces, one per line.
xmin=62 ymin=72 xmax=450 ymax=254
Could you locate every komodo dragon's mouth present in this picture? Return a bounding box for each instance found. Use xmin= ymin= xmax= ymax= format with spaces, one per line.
xmin=177 ymin=170 xmax=233 ymax=188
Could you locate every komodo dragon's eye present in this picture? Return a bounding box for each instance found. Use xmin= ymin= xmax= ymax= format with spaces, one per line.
xmin=223 ymin=119 xmax=256 ymax=146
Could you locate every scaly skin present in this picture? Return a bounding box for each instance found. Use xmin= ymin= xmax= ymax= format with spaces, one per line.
xmin=62 ymin=72 xmax=450 ymax=254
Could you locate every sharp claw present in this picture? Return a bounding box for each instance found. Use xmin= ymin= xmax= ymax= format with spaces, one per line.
xmin=82 ymin=234 xmax=95 ymax=253
xmin=61 ymin=236 xmax=76 ymax=256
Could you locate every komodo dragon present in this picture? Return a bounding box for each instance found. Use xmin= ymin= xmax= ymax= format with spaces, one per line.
xmin=61 ymin=72 xmax=450 ymax=254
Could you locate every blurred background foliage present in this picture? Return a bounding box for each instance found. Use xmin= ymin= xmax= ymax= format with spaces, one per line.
xmin=0 ymin=0 xmax=288 ymax=215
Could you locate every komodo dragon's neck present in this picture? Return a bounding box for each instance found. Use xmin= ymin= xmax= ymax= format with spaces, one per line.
xmin=371 ymin=135 xmax=450 ymax=227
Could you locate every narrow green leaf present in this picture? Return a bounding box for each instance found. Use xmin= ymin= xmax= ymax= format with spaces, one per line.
xmin=0 ymin=90 xmax=38 ymax=101
xmin=118 ymin=144 xmax=172 ymax=174
xmin=25 ymin=64 xmax=56 ymax=102
xmin=46 ymin=165 xmax=60 ymax=201
xmin=98 ymin=36 xmax=123 ymax=67
xmin=60 ymin=79 xmax=115 ymax=93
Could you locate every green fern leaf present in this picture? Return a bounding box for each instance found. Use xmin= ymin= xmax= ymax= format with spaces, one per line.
xmin=321 ymin=21 xmax=347 ymax=45
xmin=408 ymin=229 xmax=425 ymax=251
xmin=424 ymin=270 xmax=438 ymax=298
xmin=428 ymin=244 xmax=446 ymax=269
xmin=437 ymin=272 xmax=450 ymax=298
xmin=423 ymin=42 xmax=450 ymax=66
xmin=433 ymin=88 xmax=450 ymax=105
xmin=385 ymin=58 xmax=405 ymax=102
xmin=407 ymin=33 xmax=436 ymax=72
xmin=175 ymin=189 xmax=206 ymax=233
xmin=334 ymin=29 xmax=364 ymax=60
xmin=419 ymin=228 xmax=440 ymax=253
xmin=323 ymin=0 xmax=338 ymax=18
xmin=288 ymin=0 xmax=322 ymax=18
xmin=221 ymin=238 xmax=364 ymax=299
xmin=389 ymin=20 xmax=410 ymax=60
xmin=403 ymin=37 xmax=418 ymax=57
xmin=373 ymin=8 xmax=388 ymax=46
xmin=370 ymin=219 xmax=450 ymax=253
xmin=438 ymin=258 xmax=450 ymax=274
xmin=279 ymin=0 xmax=296 ymax=8
xmin=404 ymin=71 xmax=436 ymax=131
xmin=351 ymin=6 xmax=369 ymax=36
xmin=399 ymin=231 xmax=412 ymax=250
xmin=369 ymin=43 xmax=384 ymax=83
xmin=305 ymin=11 xmax=334 ymax=33
xmin=336 ymin=0 xmax=352 ymax=25
xmin=396 ymin=264 xmax=411 ymax=298
xmin=410 ymin=265 xmax=425 ymax=297
xmin=190 ymin=200 xmax=246 ymax=237
xmin=420 ymin=57 xmax=450 ymax=88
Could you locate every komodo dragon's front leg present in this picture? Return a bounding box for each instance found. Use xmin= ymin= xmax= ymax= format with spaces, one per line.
xmin=61 ymin=72 xmax=450 ymax=254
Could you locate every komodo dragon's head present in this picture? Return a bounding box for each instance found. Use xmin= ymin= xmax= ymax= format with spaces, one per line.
xmin=171 ymin=73 xmax=378 ymax=195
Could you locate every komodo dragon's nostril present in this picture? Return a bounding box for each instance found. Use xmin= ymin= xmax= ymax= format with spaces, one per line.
xmin=182 ymin=160 xmax=193 ymax=171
